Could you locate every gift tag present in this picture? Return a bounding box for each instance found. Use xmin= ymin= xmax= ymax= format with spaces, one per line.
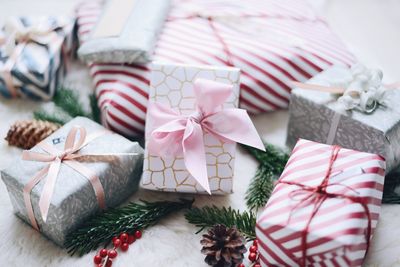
xmin=91 ymin=0 xmax=137 ymax=38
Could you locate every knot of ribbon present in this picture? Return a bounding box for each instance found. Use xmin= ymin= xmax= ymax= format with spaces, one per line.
xmin=0 ymin=17 xmax=66 ymax=97
xmin=278 ymin=145 xmax=372 ymax=267
xmin=22 ymin=126 xmax=111 ymax=231
xmin=147 ymin=78 xmax=265 ymax=194
xmin=291 ymin=64 xmax=398 ymax=114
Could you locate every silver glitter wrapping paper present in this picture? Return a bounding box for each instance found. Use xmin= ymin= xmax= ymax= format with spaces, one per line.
xmin=1 ymin=117 xmax=144 ymax=247
xmin=286 ymin=66 xmax=400 ymax=174
xmin=77 ymin=0 xmax=171 ymax=64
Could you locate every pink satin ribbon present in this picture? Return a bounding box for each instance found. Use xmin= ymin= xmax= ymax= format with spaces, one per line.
xmin=22 ymin=126 xmax=108 ymax=231
xmin=147 ymin=78 xmax=265 ymax=194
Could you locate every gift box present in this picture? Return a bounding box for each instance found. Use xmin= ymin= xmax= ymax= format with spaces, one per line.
xmin=75 ymin=0 xmax=355 ymax=137
xmin=1 ymin=117 xmax=144 ymax=246
xmin=141 ymin=62 xmax=264 ymax=194
xmin=256 ymin=139 xmax=386 ymax=267
xmin=78 ymin=0 xmax=171 ymax=64
xmin=0 ymin=16 xmax=76 ymax=100
xmin=286 ymin=65 xmax=400 ymax=174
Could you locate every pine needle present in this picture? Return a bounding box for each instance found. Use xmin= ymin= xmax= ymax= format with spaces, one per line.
xmin=185 ymin=206 xmax=256 ymax=241
xmin=382 ymin=171 xmax=400 ymax=204
xmin=33 ymin=88 xmax=101 ymax=125
xmin=89 ymin=93 xmax=101 ymax=123
xmin=245 ymin=165 xmax=276 ymax=211
xmin=242 ymin=143 xmax=289 ymax=211
xmin=65 ymin=198 xmax=193 ymax=256
xmin=33 ymin=109 xmax=69 ymax=125
xmin=53 ymin=87 xmax=90 ymax=118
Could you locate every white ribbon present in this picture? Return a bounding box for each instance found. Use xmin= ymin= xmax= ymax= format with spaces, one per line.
xmin=337 ymin=64 xmax=387 ymax=114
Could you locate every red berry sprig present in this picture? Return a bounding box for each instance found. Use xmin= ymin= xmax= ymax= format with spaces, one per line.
xmin=238 ymin=239 xmax=261 ymax=267
xmin=93 ymin=230 xmax=142 ymax=267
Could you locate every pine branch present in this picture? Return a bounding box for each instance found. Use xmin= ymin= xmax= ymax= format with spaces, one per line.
xmin=242 ymin=143 xmax=289 ymax=211
xmin=245 ymin=165 xmax=276 ymax=211
xmin=89 ymin=93 xmax=101 ymax=123
xmin=185 ymin=206 xmax=256 ymax=241
xmin=242 ymin=143 xmax=289 ymax=172
xmin=382 ymin=194 xmax=400 ymax=204
xmin=53 ymin=87 xmax=91 ymax=118
xmin=65 ymin=198 xmax=194 ymax=256
xmin=33 ymin=109 xmax=69 ymax=125
xmin=382 ymin=173 xmax=400 ymax=204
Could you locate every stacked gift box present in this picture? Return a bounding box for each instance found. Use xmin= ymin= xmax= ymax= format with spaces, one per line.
xmin=75 ymin=0 xmax=355 ymax=137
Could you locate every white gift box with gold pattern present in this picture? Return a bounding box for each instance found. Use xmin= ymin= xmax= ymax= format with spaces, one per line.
xmin=141 ymin=62 xmax=240 ymax=194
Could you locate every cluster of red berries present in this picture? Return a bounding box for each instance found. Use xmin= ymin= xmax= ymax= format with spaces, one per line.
xmin=238 ymin=239 xmax=261 ymax=267
xmin=93 ymin=230 xmax=142 ymax=267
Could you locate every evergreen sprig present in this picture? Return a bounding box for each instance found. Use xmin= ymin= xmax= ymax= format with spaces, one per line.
xmin=33 ymin=109 xmax=68 ymax=125
xmin=242 ymin=143 xmax=289 ymax=211
xmin=34 ymin=87 xmax=101 ymax=125
xmin=53 ymin=87 xmax=90 ymax=118
xmin=89 ymin=93 xmax=101 ymax=124
xmin=65 ymin=198 xmax=193 ymax=256
xmin=382 ymin=172 xmax=400 ymax=204
xmin=185 ymin=206 xmax=256 ymax=241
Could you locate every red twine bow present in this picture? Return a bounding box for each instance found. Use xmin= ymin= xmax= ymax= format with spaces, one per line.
xmin=278 ymin=145 xmax=372 ymax=267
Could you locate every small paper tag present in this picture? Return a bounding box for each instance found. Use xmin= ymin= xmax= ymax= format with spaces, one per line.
xmin=52 ymin=136 xmax=65 ymax=145
xmin=91 ymin=0 xmax=137 ymax=38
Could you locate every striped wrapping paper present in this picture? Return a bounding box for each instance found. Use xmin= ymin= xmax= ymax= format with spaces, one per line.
xmin=76 ymin=0 xmax=355 ymax=137
xmin=256 ymin=139 xmax=386 ymax=267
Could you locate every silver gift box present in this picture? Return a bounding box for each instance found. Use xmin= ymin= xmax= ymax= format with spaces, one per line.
xmin=286 ymin=66 xmax=400 ymax=173
xmin=1 ymin=117 xmax=144 ymax=246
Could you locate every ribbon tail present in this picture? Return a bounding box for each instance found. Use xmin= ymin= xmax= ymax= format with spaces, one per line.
xmin=204 ymin=109 xmax=265 ymax=151
xmin=183 ymin=121 xmax=211 ymax=194
xmin=38 ymin=159 xmax=62 ymax=222
xmin=64 ymin=160 xmax=106 ymax=209
xmin=23 ymin=165 xmax=50 ymax=231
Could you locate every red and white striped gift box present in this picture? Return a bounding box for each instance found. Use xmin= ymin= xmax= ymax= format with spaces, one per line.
xmin=256 ymin=139 xmax=385 ymax=267
xmin=76 ymin=0 xmax=355 ymax=137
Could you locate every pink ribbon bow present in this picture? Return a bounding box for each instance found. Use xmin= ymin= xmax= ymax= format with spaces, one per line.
xmin=22 ymin=126 xmax=108 ymax=230
xmin=147 ymin=78 xmax=265 ymax=194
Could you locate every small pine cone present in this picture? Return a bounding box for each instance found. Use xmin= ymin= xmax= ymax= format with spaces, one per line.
xmin=5 ymin=120 xmax=61 ymax=149
xmin=201 ymin=224 xmax=247 ymax=267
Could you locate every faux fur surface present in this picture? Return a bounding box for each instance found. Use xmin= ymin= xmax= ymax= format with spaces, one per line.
xmin=1 ymin=1 xmax=400 ymax=266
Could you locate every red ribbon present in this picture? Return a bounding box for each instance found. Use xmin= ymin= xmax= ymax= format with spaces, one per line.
xmin=167 ymin=13 xmax=322 ymax=69
xmin=277 ymin=145 xmax=372 ymax=267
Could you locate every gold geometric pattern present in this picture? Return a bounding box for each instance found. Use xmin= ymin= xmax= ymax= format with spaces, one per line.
xmin=142 ymin=62 xmax=240 ymax=194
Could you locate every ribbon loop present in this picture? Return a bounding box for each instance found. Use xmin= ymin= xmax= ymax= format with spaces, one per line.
xmin=22 ymin=126 xmax=109 ymax=230
xmin=291 ymin=64 xmax=395 ymax=114
xmin=148 ymin=78 xmax=265 ymax=193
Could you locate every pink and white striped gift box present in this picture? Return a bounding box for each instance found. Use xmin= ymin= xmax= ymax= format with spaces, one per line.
xmin=76 ymin=0 xmax=355 ymax=137
xmin=256 ymin=139 xmax=385 ymax=267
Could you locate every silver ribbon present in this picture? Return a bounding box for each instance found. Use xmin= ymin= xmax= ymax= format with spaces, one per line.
xmin=326 ymin=64 xmax=394 ymax=144
xmin=336 ymin=64 xmax=387 ymax=114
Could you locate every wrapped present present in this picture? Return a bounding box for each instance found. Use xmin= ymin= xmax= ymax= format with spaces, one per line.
xmin=256 ymin=139 xmax=386 ymax=267
xmin=1 ymin=117 xmax=144 ymax=246
xmin=78 ymin=0 xmax=171 ymax=64
xmin=286 ymin=64 xmax=400 ymax=173
xmin=141 ymin=62 xmax=264 ymax=194
xmin=75 ymin=0 xmax=355 ymax=137
xmin=0 ymin=16 xmax=76 ymax=100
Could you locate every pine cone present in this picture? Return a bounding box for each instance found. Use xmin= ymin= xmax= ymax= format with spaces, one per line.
xmin=5 ymin=120 xmax=61 ymax=149
xmin=201 ymin=224 xmax=247 ymax=267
